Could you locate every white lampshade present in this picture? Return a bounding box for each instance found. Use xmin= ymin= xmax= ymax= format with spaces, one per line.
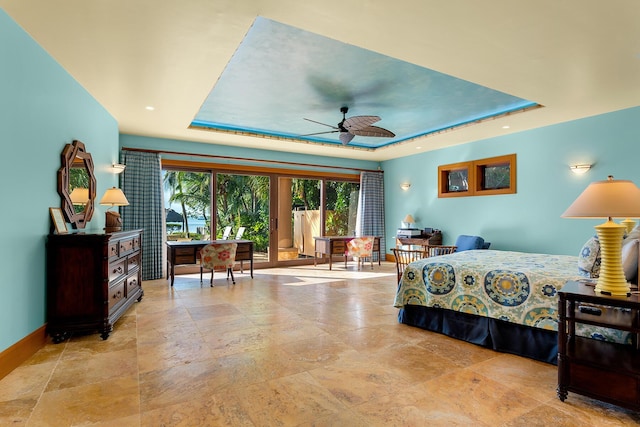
xmin=403 ymin=214 xmax=415 ymax=224
xmin=69 ymin=187 xmax=89 ymax=205
xmin=562 ymin=176 xmax=640 ymax=296
xmin=561 ymin=176 xmax=640 ymax=219
xmin=99 ymin=187 xmax=129 ymax=207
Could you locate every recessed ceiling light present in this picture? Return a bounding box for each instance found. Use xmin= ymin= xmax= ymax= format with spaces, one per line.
xmin=145 ymin=106 xmax=155 ymax=111
xmin=502 ymin=125 xmax=510 ymax=129
xmin=416 ymin=146 xmax=422 ymax=150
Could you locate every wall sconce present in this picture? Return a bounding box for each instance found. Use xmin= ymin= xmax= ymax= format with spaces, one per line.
xmin=100 ymin=187 xmax=129 ymax=233
xmin=111 ymin=163 xmax=126 ymax=174
xmin=569 ymin=164 xmax=591 ymax=175
xmin=400 ymin=182 xmax=411 ymax=191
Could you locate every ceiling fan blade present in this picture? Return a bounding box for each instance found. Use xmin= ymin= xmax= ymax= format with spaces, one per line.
xmin=303 ymin=118 xmax=338 ymax=129
xmin=339 ymin=132 xmax=355 ymax=145
xmin=343 ymin=115 xmax=381 ymax=132
xmin=350 ymin=125 xmax=395 ymax=138
xmin=299 ymin=130 xmax=339 ymax=137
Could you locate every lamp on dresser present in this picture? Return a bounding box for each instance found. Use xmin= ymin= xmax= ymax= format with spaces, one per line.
xmin=562 ymin=175 xmax=640 ymax=296
xmin=100 ymin=187 xmax=129 ymax=233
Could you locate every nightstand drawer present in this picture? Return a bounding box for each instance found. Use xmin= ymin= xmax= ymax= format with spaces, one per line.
xmin=575 ymin=303 xmax=637 ymax=328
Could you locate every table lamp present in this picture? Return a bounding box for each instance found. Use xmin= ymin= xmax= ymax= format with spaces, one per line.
xmin=562 ymin=175 xmax=640 ymax=296
xmin=100 ymin=187 xmax=129 ymax=233
xmin=403 ymin=214 xmax=415 ymax=229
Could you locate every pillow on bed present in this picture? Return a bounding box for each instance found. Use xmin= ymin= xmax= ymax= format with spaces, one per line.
xmin=622 ymin=226 xmax=640 ymax=281
xmin=578 ymin=235 xmax=600 ymax=278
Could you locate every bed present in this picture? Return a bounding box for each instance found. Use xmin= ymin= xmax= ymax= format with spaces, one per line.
xmin=394 ymin=249 xmax=632 ymax=364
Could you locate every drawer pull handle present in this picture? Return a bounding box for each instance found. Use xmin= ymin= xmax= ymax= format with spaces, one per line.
xmin=579 ymin=305 xmax=602 ymax=316
xmin=113 ymin=291 xmax=122 ymax=300
xmin=112 ymin=266 xmax=123 ymax=275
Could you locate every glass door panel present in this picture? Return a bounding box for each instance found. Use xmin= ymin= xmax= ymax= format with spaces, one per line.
xmin=162 ymin=170 xmax=212 ymax=240
xmin=277 ymin=177 xmax=321 ymax=261
xmin=325 ymin=180 xmax=360 ymax=236
xmin=216 ymin=173 xmax=270 ymax=264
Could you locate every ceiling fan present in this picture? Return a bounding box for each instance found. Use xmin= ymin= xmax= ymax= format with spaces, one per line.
xmin=303 ymin=106 xmax=395 ymax=145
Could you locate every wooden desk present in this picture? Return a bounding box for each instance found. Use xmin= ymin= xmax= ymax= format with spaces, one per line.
xmin=166 ymin=239 xmax=253 ymax=286
xmin=395 ymin=232 xmax=442 ymax=248
xmin=313 ymin=236 xmax=381 ymax=270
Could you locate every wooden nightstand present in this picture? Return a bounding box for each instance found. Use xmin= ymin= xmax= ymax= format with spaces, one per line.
xmin=557 ymin=281 xmax=640 ymax=411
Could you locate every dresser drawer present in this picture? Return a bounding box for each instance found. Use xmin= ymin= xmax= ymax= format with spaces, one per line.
xmin=108 ymin=242 xmax=119 ymax=259
xmin=125 ymin=274 xmax=140 ymax=296
xmin=119 ymin=238 xmax=135 ymax=255
xmin=109 ymin=259 xmax=127 ymax=282
xmin=127 ymin=253 xmax=140 ymax=271
xmin=108 ymin=280 xmax=126 ymax=311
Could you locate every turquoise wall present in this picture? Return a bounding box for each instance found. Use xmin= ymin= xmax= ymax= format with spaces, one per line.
xmin=0 ymin=9 xmax=119 ymax=353
xmin=382 ymin=106 xmax=640 ymax=256
xmin=120 ymin=134 xmax=380 ymax=173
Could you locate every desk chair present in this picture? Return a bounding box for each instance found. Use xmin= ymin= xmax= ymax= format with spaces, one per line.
xmin=200 ymin=242 xmax=237 ymax=286
xmin=426 ymin=245 xmax=457 ymax=256
xmin=346 ymin=236 xmax=375 ymax=270
xmin=392 ymin=248 xmax=428 ymax=284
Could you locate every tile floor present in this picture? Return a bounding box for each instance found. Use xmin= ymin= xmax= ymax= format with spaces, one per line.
xmin=1 ymin=262 xmax=639 ymax=426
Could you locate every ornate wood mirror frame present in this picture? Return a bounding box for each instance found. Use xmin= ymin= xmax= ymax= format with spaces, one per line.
xmin=57 ymin=140 xmax=97 ymax=229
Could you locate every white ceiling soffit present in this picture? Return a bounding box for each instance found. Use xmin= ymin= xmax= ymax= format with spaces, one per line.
xmin=2 ymin=0 xmax=640 ymax=161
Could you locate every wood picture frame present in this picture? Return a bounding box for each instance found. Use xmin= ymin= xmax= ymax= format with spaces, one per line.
xmin=50 ymin=207 xmax=68 ymax=234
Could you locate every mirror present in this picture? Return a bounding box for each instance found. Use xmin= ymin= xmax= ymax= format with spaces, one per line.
xmin=57 ymin=140 xmax=96 ymax=229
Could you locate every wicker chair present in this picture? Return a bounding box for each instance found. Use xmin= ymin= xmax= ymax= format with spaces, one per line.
xmin=200 ymin=242 xmax=237 ymax=286
xmin=392 ymin=248 xmax=429 ymax=284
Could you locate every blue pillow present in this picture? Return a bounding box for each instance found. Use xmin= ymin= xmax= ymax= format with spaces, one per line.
xmin=455 ymin=235 xmax=486 ymax=252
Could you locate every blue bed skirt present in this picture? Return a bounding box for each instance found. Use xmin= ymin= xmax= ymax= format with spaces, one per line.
xmin=398 ymin=305 xmax=558 ymax=364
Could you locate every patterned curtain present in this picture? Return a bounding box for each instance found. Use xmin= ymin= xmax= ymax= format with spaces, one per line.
xmin=120 ymin=151 xmax=164 ymax=280
xmin=356 ymin=171 xmax=385 ymax=261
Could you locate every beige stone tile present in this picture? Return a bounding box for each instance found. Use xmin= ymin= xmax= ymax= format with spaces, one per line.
xmin=0 ymin=361 xmax=56 ymax=401
xmin=140 ymin=392 xmax=255 ymax=427
xmin=0 ymin=398 xmax=34 ymax=426
xmin=27 ymin=376 xmax=140 ymax=426
xmin=308 ymin=357 xmax=411 ymax=407
xmin=139 ymin=358 xmax=234 ymax=412
xmin=137 ymin=336 xmax=213 ymax=374
xmin=236 ymin=372 xmax=347 ymax=426
xmin=547 ymin=392 xmax=640 ymax=426
xmin=352 ymin=391 xmax=485 ymax=427
xmin=469 ymin=353 xmax=558 ymax=404
xmin=45 ymin=348 xmax=138 ymax=392
xmin=410 ymin=368 xmax=543 ymax=426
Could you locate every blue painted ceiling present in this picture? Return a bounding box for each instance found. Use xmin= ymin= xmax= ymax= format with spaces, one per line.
xmin=191 ymin=17 xmax=539 ymax=150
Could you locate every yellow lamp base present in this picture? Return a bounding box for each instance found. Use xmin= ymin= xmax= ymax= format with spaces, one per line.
xmin=594 ymin=220 xmax=630 ymax=296
xmin=621 ymin=218 xmax=636 ymax=234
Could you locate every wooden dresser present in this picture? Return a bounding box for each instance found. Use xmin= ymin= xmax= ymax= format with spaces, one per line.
xmin=46 ymin=229 xmax=143 ymax=342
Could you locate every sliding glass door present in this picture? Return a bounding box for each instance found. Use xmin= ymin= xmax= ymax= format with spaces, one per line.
xmin=162 ymin=164 xmax=360 ymax=268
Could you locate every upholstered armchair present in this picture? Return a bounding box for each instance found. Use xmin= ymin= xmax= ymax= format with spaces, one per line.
xmin=346 ymin=236 xmax=375 ymax=270
xmin=200 ymin=242 xmax=237 ymax=286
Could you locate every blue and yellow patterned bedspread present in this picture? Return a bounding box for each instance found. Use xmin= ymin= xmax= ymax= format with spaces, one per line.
xmin=394 ymin=250 xmax=585 ymax=331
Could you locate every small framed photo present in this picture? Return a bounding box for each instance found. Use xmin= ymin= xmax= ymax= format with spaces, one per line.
xmin=50 ymin=207 xmax=68 ymax=234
